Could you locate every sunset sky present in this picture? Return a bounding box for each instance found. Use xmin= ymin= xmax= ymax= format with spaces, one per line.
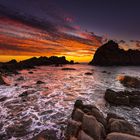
xmin=0 ymin=0 xmax=140 ymax=62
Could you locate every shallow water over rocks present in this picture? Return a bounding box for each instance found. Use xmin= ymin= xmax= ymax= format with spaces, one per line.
xmin=0 ymin=64 xmax=140 ymax=139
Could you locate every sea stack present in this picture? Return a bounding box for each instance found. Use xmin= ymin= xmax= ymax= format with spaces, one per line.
xmin=89 ymin=40 xmax=140 ymax=66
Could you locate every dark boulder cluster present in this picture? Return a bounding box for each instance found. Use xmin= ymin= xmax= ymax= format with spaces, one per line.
xmin=89 ymin=40 xmax=140 ymax=66
xmin=105 ymin=89 xmax=140 ymax=106
xmin=0 ymin=56 xmax=75 ymax=74
xmin=65 ymin=100 xmax=140 ymax=140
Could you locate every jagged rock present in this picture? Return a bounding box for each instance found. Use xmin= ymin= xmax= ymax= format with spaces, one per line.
xmin=82 ymin=114 xmax=106 ymax=140
xmin=78 ymin=130 xmax=94 ymax=140
xmin=106 ymin=132 xmax=140 ymax=140
xmin=118 ymin=75 xmax=140 ymax=89
xmin=0 ymin=56 xmax=75 ymax=75
xmin=89 ymin=40 xmax=140 ymax=66
xmin=105 ymin=89 xmax=140 ymax=106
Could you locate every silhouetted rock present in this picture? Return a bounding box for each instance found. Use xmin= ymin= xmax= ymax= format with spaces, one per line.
xmin=105 ymin=89 xmax=140 ymax=106
xmin=0 ymin=56 xmax=75 ymax=74
xmin=90 ymin=40 xmax=140 ymax=66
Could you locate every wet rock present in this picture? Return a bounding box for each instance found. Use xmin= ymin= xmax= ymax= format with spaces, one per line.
xmin=105 ymin=89 xmax=140 ymax=106
xmin=106 ymin=132 xmax=140 ymax=140
xmin=106 ymin=113 xmax=125 ymax=122
xmin=72 ymin=109 xmax=84 ymax=122
xmin=82 ymin=114 xmax=106 ymax=140
xmin=6 ymin=118 xmax=32 ymax=137
xmin=74 ymin=100 xmax=83 ymax=109
xmin=17 ymin=76 xmax=24 ymax=81
xmin=118 ymin=75 xmax=140 ymax=89
xmin=108 ymin=118 xmax=135 ymax=135
xmin=36 ymin=80 xmax=45 ymax=84
xmin=19 ymin=90 xmax=36 ymax=97
xmin=62 ymin=68 xmax=76 ymax=70
xmin=78 ymin=130 xmax=94 ymax=140
xmin=91 ymin=107 xmax=107 ymax=128
xmin=85 ymin=72 xmax=93 ymax=75
xmin=66 ymin=120 xmax=81 ymax=138
xmin=0 ymin=75 xmax=6 ymax=85
xmin=0 ymin=96 xmax=7 ymax=102
xmin=29 ymin=71 xmax=33 ymax=74
xmin=31 ymin=129 xmax=58 ymax=140
xmin=70 ymin=137 xmax=77 ymax=140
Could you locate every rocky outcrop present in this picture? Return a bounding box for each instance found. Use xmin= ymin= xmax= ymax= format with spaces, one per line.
xmin=105 ymin=89 xmax=140 ymax=106
xmin=89 ymin=40 xmax=140 ymax=66
xmin=65 ymin=100 xmax=140 ymax=140
xmin=0 ymin=56 xmax=75 ymax=74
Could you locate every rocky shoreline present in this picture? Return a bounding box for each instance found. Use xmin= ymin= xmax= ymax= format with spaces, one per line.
xmin=0 ymin=56 xmax=75 ymax=75
xmin=65 ymin=100 xmax=140 ymax=140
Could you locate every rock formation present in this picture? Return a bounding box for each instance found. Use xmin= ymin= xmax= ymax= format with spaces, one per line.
xmin=0 ymin=56 xmax=75 ymax=74
xmin=65 ymin=100 xmax=140 ymax=140
xmin=89 ymin=40 xmax=140 ymax=66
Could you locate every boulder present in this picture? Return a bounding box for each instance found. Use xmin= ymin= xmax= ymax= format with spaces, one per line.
xmin=82 ymin=114 xmax=106 ymax=140
xmin=118 ymin=75 xmax=140 ymax=89
xmin=78 ymin=130 xmax=94 ymax=140
xmin=106 ymin=132 xmax=140 ymax=140
xmin=36 ymin=80 xmax=45 ymax=84
xmin=72 ymin=109 xmax=84 ymax=122
xmin=108 ymin=118 xmax=135 ymax=135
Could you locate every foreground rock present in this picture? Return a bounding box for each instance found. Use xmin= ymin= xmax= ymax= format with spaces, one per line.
xmin=106 ymin=132 xmax=140 ymax=140
xmin=105 ymin=89 xmax=140 ymax=106
xmin=89 ymin=40 xmax=140 ymax=66
xmin=117 ymin=75 xmax=140 ymax=89
xmin=65 ymin=100 xmax=140 ymax=140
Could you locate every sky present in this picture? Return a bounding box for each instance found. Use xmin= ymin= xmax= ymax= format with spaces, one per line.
xmin=0 ymin=0 xmax=140 ymax=62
